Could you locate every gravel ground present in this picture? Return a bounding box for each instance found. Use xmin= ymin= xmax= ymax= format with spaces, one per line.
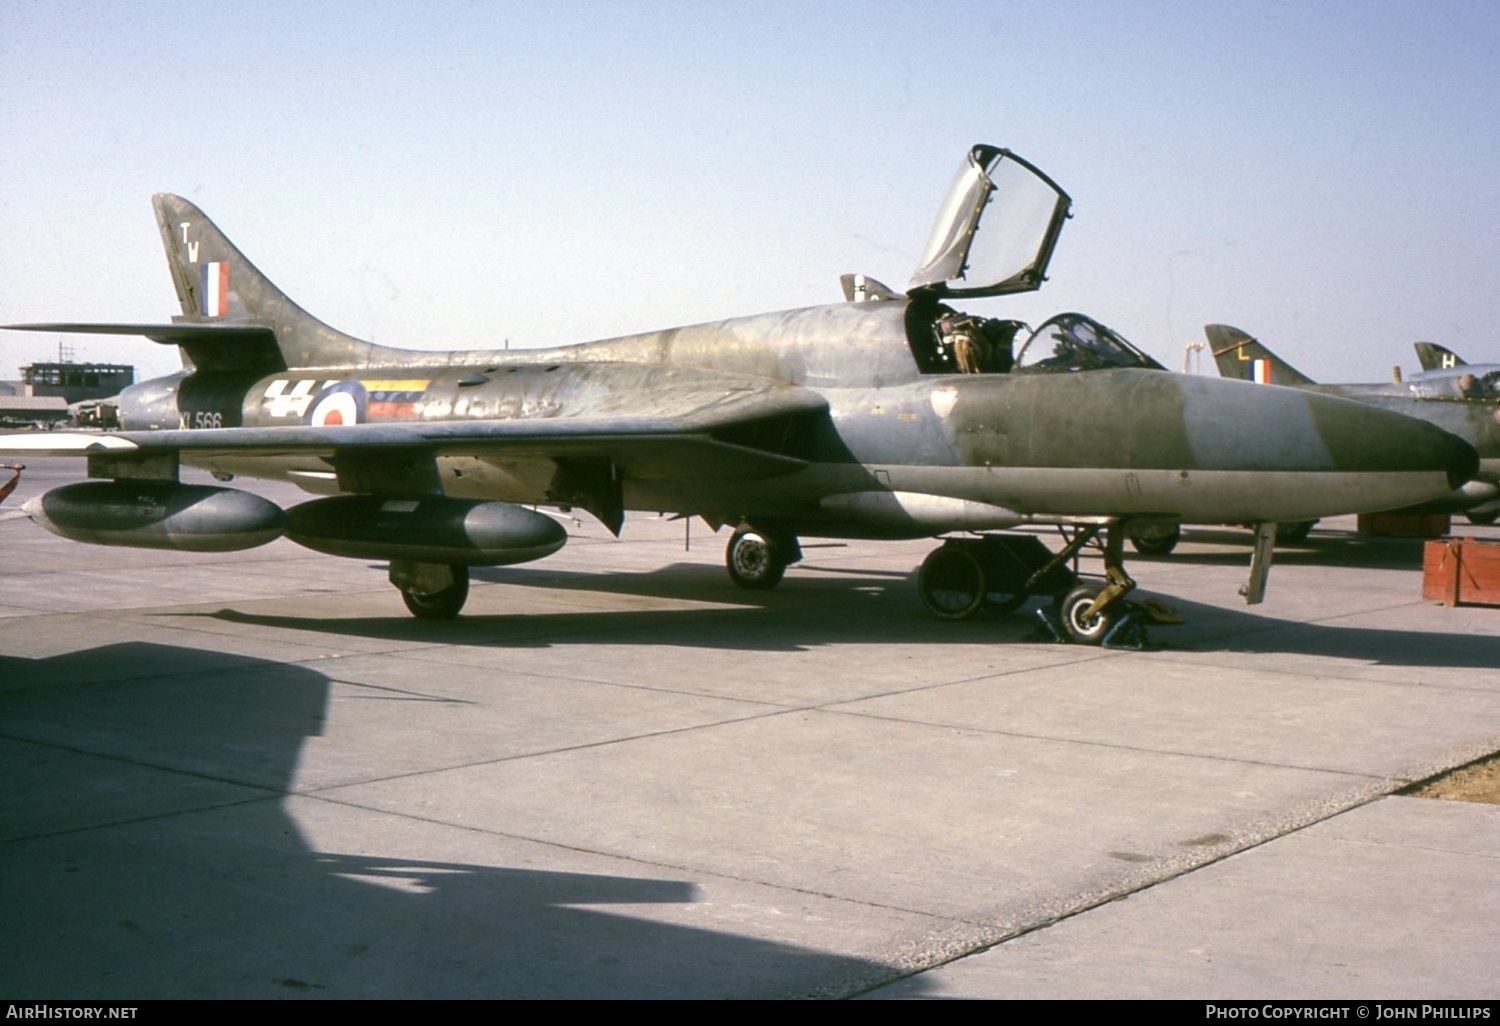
xmin=1405 ymin=753 xmax=1500 ymax=804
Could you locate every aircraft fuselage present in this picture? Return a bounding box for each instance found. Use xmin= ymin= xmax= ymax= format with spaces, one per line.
xmin=119 ymin=301 xmax=1476 ymax=539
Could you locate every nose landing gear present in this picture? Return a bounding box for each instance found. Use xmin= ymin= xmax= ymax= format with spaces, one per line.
xmin=917 ymin=522 xmax=1176 ymax=647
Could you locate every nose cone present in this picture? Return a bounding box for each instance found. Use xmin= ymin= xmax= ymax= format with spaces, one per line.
xmin=1303 ymin=389 xmax=1479 ymax=489
xmin=1180 ymin=376 xmax=1480 ymax=520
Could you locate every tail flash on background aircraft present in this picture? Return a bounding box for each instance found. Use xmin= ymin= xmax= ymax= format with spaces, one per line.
xmin=1413 ymin=341 xmax=1467 ymax=372
xmin=1205 ymin=324 xmax=1315 ymax=386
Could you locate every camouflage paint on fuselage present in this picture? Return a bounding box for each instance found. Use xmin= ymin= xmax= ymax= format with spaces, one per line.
xmin=116 ymin=300 xmax=1477 ymax=540
xmin=1206 ymin=324 xmax=1500 ymax=491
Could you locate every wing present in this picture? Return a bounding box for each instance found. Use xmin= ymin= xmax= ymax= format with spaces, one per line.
xmin=0 ymin=376 xmax=829 ymax=532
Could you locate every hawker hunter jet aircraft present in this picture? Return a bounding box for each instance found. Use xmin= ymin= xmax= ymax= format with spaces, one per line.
xmin=0 ymin=146 xmax=1479 ymax=644
xmin=1411 ymin=342 xmax=1500 ymax=408
xmin=1208 ymin=324 xmax=1499 ymax=525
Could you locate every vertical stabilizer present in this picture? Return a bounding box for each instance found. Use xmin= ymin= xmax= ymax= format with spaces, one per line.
xmin=1204 ymin=324 xmax=1315 ymax=386
xmin=1413 ymin=341 xmax=1467 ymax=372
xmin=152 ymin=194 xmax=381 ymax=369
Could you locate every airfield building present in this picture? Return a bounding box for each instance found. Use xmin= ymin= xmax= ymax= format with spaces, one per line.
xmin=0 ymin=361 xmax=135 ymax=428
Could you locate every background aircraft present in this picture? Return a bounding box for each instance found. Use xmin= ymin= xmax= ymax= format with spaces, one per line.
xmin=1410 ymin=342 xmax=1500 ymax=411
xmin=1415 ymin=342 xmax=1469 ymax=372
xmin=0 ymin=147 xmax=1478 ymax=645
xmin=1207 ymin=324 xmax=1498 ymax=526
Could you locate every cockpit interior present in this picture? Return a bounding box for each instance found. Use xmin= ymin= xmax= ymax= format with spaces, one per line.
xmin=905 ymin=305 xmax=1166 ymax=377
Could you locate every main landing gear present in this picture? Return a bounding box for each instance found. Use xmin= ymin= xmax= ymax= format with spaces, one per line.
xmin=718 ymin=519 xmax=1171 ymax=646
xmin=1276 ymin=519 xmax=1316 ymax=545
xmin=390 ymin=560 xmax=471 ymax=619
xmin=1127 ymin=522 xmax=1180 ymax=556
xmin=917 ymin=524 xmax=1176 ymax=647
xmin=1128 ymin=519 xmax=1317 ymax=555
xmin=725 ymin=526 xmax=802 ymax=589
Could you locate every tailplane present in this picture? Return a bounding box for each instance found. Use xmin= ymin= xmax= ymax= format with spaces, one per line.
xmin=1204 ymin=324 xmax=1315 ymax=386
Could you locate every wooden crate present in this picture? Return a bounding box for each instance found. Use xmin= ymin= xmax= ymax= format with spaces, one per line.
xmin=1360 ymin=512 xmax=1451 ymax=538
xmin=1423 ymin=537 xmax=1500 ymax=607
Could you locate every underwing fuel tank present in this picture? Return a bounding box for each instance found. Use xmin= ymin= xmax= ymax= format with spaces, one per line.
xmin=285 ymin=496 xmax=568 ymax=566
xmin=22 ymin=481 xmax=286 ymax=551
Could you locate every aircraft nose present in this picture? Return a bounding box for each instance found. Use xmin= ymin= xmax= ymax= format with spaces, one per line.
xmin=1304 ymin=389 xmax=1479 ymax=496
xmin=1310 ymin=390 xmax=1476 ymax=464
xmin=1180 ymin=377 xmax=1482 ymax=520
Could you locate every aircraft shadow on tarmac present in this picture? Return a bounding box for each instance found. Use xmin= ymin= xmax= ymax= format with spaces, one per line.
xmin=199 ymin=560 xmax=1053 ymax=653
xmin=0 ymin=642 xmax=914 ymax=999
xmin=1159 ymin=597 xmax=1500 ymax=668
xmin=177 ymin=558 xmax=1500 ymax=669
xmin=466 ymin=558 xmax=915 ymax=594
xmin=1139 ymin=528 xmax=1439 ymax=572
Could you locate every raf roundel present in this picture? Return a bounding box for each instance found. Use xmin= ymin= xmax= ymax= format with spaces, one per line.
xmin=305 ymin=381 xmax=368 ymax=426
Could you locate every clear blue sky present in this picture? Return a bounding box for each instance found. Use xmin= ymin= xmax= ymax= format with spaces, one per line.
xmin=3 ymin=0 xmax=1498 ymax=383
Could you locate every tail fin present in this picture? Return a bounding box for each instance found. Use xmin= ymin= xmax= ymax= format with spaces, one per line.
xmin=152 ymin=194 xmax=381 ymax=370
xmin=1413 ymin=341 xmax=1467 ymax=372
xmin=6 ymin=197 xmax=389 ymax=373
xmin=1204 ymin=324 xmax=1315 ymax=386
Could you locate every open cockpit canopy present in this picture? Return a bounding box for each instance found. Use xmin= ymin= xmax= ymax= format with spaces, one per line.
xmin=907 ymin=144 xmax=1072 ymax=299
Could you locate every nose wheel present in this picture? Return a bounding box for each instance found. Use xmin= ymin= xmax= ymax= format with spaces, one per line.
xmin=1046 ymin=527 xmax=1141 ymax=646
xmin=1057 ymin=583 xmax=1118 ymax=644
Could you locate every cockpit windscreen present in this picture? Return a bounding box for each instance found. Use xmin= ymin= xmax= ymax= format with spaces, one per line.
xmin=1013 ymin=313 xmax=1166 ymax=373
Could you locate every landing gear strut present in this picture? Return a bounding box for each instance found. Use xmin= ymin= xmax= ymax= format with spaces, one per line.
xmin=390 ymin=560 xmax=470 ymax=619
xmin=1050 ymin=525 xmax=1137 ymax=646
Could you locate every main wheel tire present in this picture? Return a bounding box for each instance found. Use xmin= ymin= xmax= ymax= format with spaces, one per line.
xmin=727 ymin=529 xmax=786 ymax=590
xmin=1128 ymin=524 xmax=1181 ymax=556
xmin=918 ymin=544 xmax=986 ymax=620
xmin=1276 ymin=520 xmax=1316 ymax=544
xmin=400 ymin=564 xmax=470 ymax=619
xmin=1057 ymin=584 xmax=1116 ymax=645
xmin=1467 ymin=510 xmax=1498 ymax=526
